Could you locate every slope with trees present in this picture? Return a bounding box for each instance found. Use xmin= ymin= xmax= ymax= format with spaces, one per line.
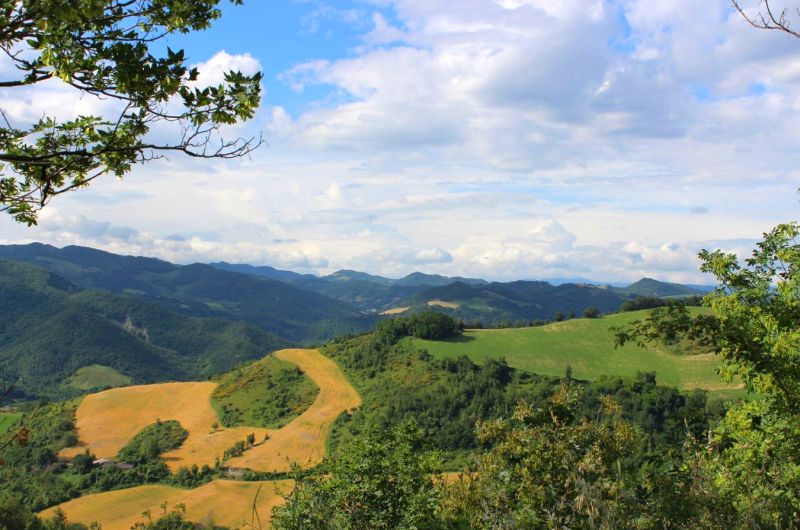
xmin=0 ymin=259 xmax=288 ymax=399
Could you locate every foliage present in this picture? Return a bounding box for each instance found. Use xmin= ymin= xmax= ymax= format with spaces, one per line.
xmin=132 ymin=502 xmax=230 ymax=529
xmin=117 ymin=420 xmax=188 ymax=465
xmin=583 ymin=306 xmax=601 ymax=318
xmin=619 ymin=295 xmax=703 ymax=313
xmin=211 ymin=356 xmax=318 ymax=429
xmin=0 ymin=0 xmax=262 ymax=224
xmin=325 ymin=333 xmax=719 ymax=466
xmin=616 ymin=221 xmax=800 ymax=526
xmin=376 ymin=311 xmax=461 ymax=342
xmin=271 ymin=421 xmax=447 ymax=530
xmin=445 ymin=385 xmax=640 ymax=529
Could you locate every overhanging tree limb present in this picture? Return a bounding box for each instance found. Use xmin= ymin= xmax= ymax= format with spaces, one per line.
xmin=0 ymin=0 xmax=263 ymax=225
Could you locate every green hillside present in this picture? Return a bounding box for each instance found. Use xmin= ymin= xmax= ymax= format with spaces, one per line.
xmin=0 ymin=243 xmax=375 ymax=342
xmin=0 ymin=260 xmax=289 ymax=399
xmin=415 ymin=309 xmax=743 ymax=398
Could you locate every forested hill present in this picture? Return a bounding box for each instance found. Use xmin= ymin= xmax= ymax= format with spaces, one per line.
xmin=0 ymin=260 xmax=289 ymax=399
xmin=0 ymin=243 xmax=375 ymax=342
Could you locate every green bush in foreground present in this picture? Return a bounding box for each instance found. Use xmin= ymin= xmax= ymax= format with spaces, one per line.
xmin=271 ymin=421 xmax=446 ymax=530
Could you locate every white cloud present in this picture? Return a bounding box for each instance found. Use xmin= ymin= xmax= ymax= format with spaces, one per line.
xmin=1 ymin=3 xmax=797 ymax=285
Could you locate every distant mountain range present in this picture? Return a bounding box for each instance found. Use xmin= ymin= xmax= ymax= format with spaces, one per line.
xmin=0 ymin=244 xmax=711 ymax=333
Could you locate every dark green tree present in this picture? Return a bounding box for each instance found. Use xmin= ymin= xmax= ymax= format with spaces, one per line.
xmin=0 ymin=0 xmax=262 ymax=224
xmin=583 ymin=306 xmax=601 ymax=319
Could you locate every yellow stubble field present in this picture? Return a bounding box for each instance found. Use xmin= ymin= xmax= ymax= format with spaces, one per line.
xmin=60 ymin=349 xmax=360 ymax=473
xmin=47 ymin=348 xmax=361 ymax=528
xmin=60 ymin=381 xmax=271 ymax=471
xmin=40 ymin=479 xmax=293 ymax=530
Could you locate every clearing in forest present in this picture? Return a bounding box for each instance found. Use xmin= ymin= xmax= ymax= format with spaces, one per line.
xmin=380 ymin=306 xmax=410 ymax=315
xmin=416 ymin=309 xmax=743 ymax=399
xmin=40 ymin=479 xmax=293 ymax=530
xmin=0 ymin=411 xmax=21 ymax=434
xmin=426 ymin=299 xmax=460 ymax=309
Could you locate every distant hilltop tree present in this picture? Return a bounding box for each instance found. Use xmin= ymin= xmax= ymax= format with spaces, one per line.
xmin=0 ymin=0 xmax=262 ymax=225
xmin=375 ymin=311 xmax=461 ymax=343
xmin=582 ymin=306 xmax=601 ymax=319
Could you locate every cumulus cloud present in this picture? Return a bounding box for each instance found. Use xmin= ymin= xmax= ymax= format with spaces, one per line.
xmin=1 ymin=3 xmax=796 ymax=285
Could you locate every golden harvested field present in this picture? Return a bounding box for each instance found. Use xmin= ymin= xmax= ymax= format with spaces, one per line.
xmin=426 ymin=299 xmax=460 ymax=309
xmin=61 ymin=349 xmax=360 ymax=473
xmin=227 ymin=348 xmax=362 ymax=472
xmin=60 ymin=381 xmax=270 ymax=471
xmin=380 ymin=306 xmax=410 ymax=315
xmin=40 ymin=479 xmax=293 ymax=530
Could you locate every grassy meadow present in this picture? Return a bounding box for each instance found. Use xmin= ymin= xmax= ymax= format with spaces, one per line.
xmin=415 ymin=309 xmax=744 ymax=398
xmin=66 ymin=364 xmax=132 ymax=391
xmin=0 ymin=411 xmax=21 ymax=434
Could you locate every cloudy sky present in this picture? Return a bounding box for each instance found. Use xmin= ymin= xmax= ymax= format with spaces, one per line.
xmin=1 ymin=0 xmax=799 ymax=283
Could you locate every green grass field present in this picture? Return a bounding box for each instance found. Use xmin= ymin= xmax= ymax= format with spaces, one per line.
xmin=0 ymin=411 xmax=22 ymax=434
xmin=67 ymin=364 xmax=132 ymax=390
xmin=415 ymin=309 xmax=744 ymax=398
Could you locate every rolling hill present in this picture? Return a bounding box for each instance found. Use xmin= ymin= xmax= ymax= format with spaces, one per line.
xmin=0 ymin=260 xmax=289 ymax=399
xmin=414 ymin=309 xmax=743 ymax=398
xmin=0 ymin=243 xmax=375 ymax=342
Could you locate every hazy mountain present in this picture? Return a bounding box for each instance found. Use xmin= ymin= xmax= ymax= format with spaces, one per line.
xmin=615 ymin=277 xmax=707 ymax=298
xmin=395 ymin=280 xmax=632 ymax=323
xmin=208 ymin=261 xmax=315 ymax=283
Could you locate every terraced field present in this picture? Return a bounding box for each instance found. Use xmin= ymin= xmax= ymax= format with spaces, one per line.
xmin=40 ymin=479 xmax=293 ymax=530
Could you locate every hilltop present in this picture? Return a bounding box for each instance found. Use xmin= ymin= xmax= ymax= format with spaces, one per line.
xmin=414 ymin=309 xmax=742 ymax=398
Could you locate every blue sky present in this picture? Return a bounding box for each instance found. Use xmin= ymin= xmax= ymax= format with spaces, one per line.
xmin=1 ymin=0 xmax=799 ymax=283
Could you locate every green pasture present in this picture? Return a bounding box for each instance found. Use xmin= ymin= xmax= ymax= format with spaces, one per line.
xmin=416 ymin=309 xmax=744 ymax=399
xmin=67 ymin=364 xmax=132 ymax=391
xmin=0 ymin=411 xmax=22 ymax=434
